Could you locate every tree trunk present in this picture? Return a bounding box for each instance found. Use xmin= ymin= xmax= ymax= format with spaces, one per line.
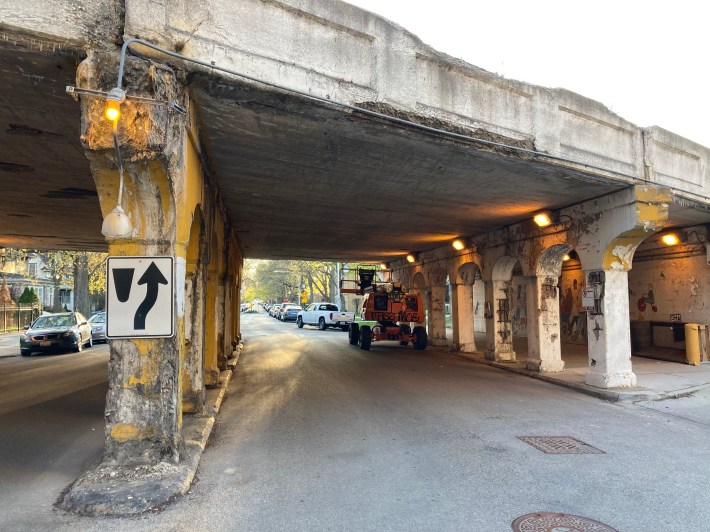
xmin=52 ymin=281 xmax=63 ymax=312
xmin=73 ymin=253 xmax=91 ymax=316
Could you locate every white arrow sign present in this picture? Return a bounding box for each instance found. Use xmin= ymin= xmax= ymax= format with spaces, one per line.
xmin=106 ymin=256 xmax=174 ymax=338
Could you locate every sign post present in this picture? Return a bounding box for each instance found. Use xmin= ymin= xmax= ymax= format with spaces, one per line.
xmin=106 ymin=256 xmax=174 ymax=338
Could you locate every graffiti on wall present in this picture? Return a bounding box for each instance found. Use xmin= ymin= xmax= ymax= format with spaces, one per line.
xmin=559 ymin=271 xmax=587 ymax=344
xmin=635 ymin=284 xmax=658 ymax=315
xmin=511 ymin=278 xmax=527 ymax=336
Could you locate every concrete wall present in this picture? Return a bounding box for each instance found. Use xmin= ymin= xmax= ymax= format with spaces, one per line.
xmin=120 ymin=0 xmax=710 ymax=200
xmin=0 ymin=0 xmax=121 ymax=49
xmin=629 ymin=244 xmax=709 ymax=325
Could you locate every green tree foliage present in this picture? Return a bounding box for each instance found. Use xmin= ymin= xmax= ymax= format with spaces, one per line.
xmin=18 ymin=287 xmax=39 ymax=304
xmin=241 ymin=259 xmax=358 ymax=305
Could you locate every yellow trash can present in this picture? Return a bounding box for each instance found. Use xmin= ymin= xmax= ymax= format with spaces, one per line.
xmin=685 ymin=323 xmax=708 ymax=365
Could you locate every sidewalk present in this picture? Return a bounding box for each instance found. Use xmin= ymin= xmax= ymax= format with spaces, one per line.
xmin=0 ymin=332 xmax=22 ymax=357
xmin=451 ymin=332 xmax=710 ymax=402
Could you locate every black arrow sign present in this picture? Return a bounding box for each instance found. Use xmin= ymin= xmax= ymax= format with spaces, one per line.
xmin=134 ymin=262 xmax=168 ymax=330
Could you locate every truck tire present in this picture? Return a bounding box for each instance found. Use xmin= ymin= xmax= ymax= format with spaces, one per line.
xmin=297 ymin=316 xmax=304 ymax=328
xmin=413 ymin=326 xmax=427 ymax=350
xmin=341 ymin=324 xmax=349 ymax=332
xmin=358 ymin=325 xmax=371 ymax=350
xmin=348 ymin=323 xmax=360 ymax=345
xmin=318 ymin=317 xmax=327 ymax=331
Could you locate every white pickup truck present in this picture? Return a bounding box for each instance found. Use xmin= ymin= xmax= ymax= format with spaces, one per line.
xmin=297 ymin=303 xmax=355 ymax=331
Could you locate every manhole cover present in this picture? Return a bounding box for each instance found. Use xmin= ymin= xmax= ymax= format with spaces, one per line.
xmin=517 ymin=436 xmax=604 ymax=454
xmin=512 ymin=512 xmax=618 ymax=531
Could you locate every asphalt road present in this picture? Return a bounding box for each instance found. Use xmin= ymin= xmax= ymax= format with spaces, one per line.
xmin=0 ymin=342 xmax=108 ymax=529
xmin=5 ymin=312 xmax=710 ymax=531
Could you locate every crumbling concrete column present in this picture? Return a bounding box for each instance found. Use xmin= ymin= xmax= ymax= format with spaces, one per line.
xmin=484 ymin=279 xmax=515 ymax=361
xmin=584 ymin=269 xmax=636 ymax=387
xmin=451 ymin=282 xmax=476 ymax=352
xmin=77 ymin=52 xmax=189 ymax=464
xmin=426 ymin=270 xmax=448 ymax=346
xmin=204 ymin=251 xmax=220 ymax=386
xmin=525 ymin=275 xmax=564 ymax=372
xmin=182 ymin=208 xmax=206 ymax=413
xmin=569 ymin=185 xmax=671 ymax=388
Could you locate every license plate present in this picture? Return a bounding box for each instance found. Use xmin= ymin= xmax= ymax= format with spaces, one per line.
xmin=40 ymin=341 xmax=51 ymax=347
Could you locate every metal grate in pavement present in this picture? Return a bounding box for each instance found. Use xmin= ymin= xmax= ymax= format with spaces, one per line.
xmin=512 ymin=512 xmax=618 ymax=531
xmin=517 ymin=436 xmax=604 ymax=454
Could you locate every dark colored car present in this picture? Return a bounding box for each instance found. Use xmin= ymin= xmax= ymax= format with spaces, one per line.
xmin=281 ymin=305 xmax=303 ymax=322
xmin=20 ymin=312 xmax=93 ymax=356
xmin=88 ymin=312 xmax=107 ymax=343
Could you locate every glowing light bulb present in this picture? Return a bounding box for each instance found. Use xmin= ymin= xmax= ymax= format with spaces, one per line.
xmin=105 ymin=100 xmax=120 ymax=121
xmin=661 ymin=233 xmax=680 ymax=246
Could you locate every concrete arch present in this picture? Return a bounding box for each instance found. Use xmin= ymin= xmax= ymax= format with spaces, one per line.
xmin=491 ymin=255 xmax=519 ymax=281
xmin=411 ymin=271 xmax=427 ymax=290
xmin=536 ymin=244 xmax=573 ymax=277
xmin=456 ymin=261 xmax=481 ymax=285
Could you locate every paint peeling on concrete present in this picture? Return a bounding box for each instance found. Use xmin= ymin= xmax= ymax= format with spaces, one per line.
xmin=610 ymin=244 xmax=635 ymax=270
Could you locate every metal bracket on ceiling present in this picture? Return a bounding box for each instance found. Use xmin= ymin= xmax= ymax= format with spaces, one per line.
xmin=65 ymin=86 xmax=187 ymax=116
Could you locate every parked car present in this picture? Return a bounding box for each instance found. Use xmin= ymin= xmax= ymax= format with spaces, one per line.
xmin=20 ymin=312 xmax=93 ymax=356
xmin=297 ymin=303 xmax=355 ymax=331
xmin=270 ymin=304 xmax=284 ymax=318
xmin=88 ymin=312 xmax=107 ymax=343
xmin=280 ymin=305 xmax=303 ymax=322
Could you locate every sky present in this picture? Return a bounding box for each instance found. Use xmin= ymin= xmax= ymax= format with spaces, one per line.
xmin=345 ymin=0 xmax=709 ymax=148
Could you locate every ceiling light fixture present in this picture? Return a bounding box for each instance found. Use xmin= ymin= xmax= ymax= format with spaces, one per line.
xmin=661 ymin=233 xmax=680 ymax=246
xmin=452 ymin=239 xmax=465 ymax=251
xmin=533 ymin=212 xmax=553 ymax=227
xmin=101 ymin=121 xmax=134 ymax=238
xmin=406 ymin=253 xmax=417 ymax=263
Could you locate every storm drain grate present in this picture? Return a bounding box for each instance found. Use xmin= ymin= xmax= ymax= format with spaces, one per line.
xmin=512 ymin=512 xmax=618 ymax=531
xmin=517 ymin=436 xmax=604 ymax=454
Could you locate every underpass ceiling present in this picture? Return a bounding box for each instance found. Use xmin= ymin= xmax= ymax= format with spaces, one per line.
xmin=194 ymin=78 xmax=631 ymax=261
xmin=0 ymin=44 xmax=105 ymax=252
xmin=0 ymin=44 xmax=707 ymax=259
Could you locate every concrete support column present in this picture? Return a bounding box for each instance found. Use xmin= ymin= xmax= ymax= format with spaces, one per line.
xmin=216 ymin=282 xmax=227 ymax=371
xmin=585 ymin=269 xmax=637 ymax=388
xmin=204 ymin=262 xmax=220 ymax=387
xmin=525 ymin=275 xmax=564 ymax=372
xmin=428 ymin=284 xmax=448 ymax=346
xmin=182 ymin=259 xmax=206 ymax=413
xmin=484 ymin=280 xmax=515 ymax=361
xmin=77 ymin=53 xmax=192 ymax=465
xmin=451 ymin=282 xmax=476 ymax=352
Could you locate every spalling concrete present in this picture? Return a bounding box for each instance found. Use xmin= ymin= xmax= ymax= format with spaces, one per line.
xmin=60 ymin=347 xmax=241 ymax=516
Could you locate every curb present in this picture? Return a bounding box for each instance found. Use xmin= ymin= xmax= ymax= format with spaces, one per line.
xmin=60 ymin=345 xmax=242 ymax=516
xmin=454 ymin=352 xmax=663 ymax=403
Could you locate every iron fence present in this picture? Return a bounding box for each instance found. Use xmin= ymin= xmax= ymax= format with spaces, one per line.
xmin=0 ymin=304 xmax=41 ymax=333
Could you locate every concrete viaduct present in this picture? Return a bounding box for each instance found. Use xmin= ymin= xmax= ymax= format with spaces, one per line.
xmin=1 ymin=0 xmax=709 ymax=491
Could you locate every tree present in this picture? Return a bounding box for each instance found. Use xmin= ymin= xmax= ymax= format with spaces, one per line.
xmin=243 ymin=259 xmax=358 ymax=305
xmin=18 ymin=287 xmax=39 ymax=305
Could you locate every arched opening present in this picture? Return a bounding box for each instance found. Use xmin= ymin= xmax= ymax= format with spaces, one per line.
xmin=627 ymin=226 xmax=710 ymax=365
xmin=525 ymin=244 xmax=576 ymax=372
